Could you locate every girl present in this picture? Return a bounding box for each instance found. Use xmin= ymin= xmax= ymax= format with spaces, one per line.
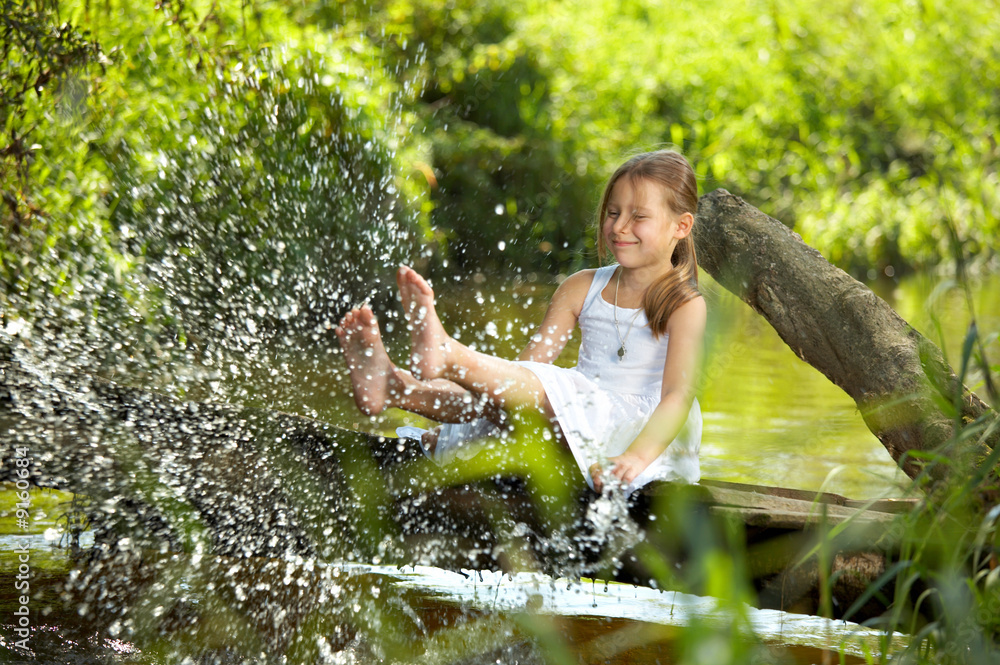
xmin=336 ymin=149 xmax=704 ymax=494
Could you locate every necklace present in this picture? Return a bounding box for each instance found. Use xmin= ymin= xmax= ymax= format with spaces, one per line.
xmin=613 ymin=269 xmax=642 ymax=361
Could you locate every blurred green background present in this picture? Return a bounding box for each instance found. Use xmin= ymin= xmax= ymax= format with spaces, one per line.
xmin=3 ymin=0 xmax=997 ymax=343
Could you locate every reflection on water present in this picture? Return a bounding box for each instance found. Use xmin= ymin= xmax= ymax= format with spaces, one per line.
xmin=697 ymin=275 xmax=908 ymax=499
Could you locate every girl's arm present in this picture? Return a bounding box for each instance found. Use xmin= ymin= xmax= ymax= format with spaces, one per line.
xmin=595 ymin=295 xmax=707 ymax=490
xmin=516 ymin=270 xmax=592 ymax=364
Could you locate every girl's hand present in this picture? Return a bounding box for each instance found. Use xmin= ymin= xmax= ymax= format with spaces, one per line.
xmin=589 ymin=463 xmax=605 ymax=492
xmin=608 ymin=452 xmax=648 ymax=488
xmin=590 ymin=453 xmax=649 ymax=493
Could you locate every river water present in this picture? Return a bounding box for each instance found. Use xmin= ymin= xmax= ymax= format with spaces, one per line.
xmin=0 ymin=532 xmax=905 ymax=663
xmin=2 ymin=269 xmax=996 ymax=663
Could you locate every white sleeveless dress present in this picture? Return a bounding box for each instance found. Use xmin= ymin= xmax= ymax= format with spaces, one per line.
xmin=428 ymin=265 xmax=701 ymax=494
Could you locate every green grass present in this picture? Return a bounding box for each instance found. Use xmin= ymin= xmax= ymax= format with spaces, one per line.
xmin=0 ymin=484 xmax=78 ymax=535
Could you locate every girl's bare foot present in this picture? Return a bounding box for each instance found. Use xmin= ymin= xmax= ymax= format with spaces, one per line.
xmin=397 ymin=265 xmax=452 ymax=380
xmin=334 ymin=306 xmax=402 ymax=416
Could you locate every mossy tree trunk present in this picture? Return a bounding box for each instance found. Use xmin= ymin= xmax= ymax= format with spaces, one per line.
xmin=693 ymin=189 xmax=998 ymax=489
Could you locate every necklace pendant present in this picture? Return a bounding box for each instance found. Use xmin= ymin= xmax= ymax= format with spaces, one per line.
xmin=617 ymin=346 xmax=626 ymax=361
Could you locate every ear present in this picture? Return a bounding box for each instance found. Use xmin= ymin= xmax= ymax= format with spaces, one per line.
xmin=673 ymin=212 xmax=694 ymax=239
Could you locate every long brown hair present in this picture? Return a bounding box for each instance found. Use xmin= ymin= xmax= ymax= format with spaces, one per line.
xmin=595 ymin=150 xmax=700 ymax=338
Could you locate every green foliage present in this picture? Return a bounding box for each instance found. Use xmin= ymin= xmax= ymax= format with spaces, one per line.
xmin=0 ymin=0 xmax=104 ymax=226
xmin=824 ymin=448 xmax=1000 ymax=664
xmin=349 ymin=0 xmax=599 ymax=273
xmin=356 ymin=0 xmax=999 ymax=276
xmin=3 ymin=0 xmax=997 ymax=356
xmin=0 ymin=0 xmax=124 ymax=333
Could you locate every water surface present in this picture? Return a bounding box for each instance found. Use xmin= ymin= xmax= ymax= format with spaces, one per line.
xmin=1 ymin=536 xmax=899 ymax=663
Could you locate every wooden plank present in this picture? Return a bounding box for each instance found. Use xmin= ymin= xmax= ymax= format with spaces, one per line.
xmin=702 ymin=485 xmax=887 ymax=525
xmin=709 ymin=504 xmax=896 ymax=529
xmin=698 ymin=478 xmax=918 ymax=514
xmin=699 ymin=479 xmax=852 ymax=506
xmin=642 ymin=479 xmax=913 ymax=528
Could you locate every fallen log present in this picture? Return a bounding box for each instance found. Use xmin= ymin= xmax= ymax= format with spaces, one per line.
xmin=693 ymin=190 xmax=998 ymax=487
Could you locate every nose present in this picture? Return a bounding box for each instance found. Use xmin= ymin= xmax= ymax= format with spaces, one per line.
xmin=611 ymin=212 xmax=632 ymax=235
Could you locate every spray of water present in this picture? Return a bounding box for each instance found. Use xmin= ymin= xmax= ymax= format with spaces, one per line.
xmin=0 ymin=19 xmax=652 ymax=660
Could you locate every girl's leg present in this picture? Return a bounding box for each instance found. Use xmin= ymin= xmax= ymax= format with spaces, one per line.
xmin=397 ymin=265 xmax=553 ymax=417
xmin=335 ymin=305 xmax=496 ymax=423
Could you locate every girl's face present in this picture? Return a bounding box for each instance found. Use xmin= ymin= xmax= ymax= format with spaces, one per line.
xmin=603 ymin=177 xmax=690 ymax=271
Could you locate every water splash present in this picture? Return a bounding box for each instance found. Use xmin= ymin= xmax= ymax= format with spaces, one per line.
xmin=0 ymin=25 xmax=629 ymax=655
xmin=2 ymin=325 xmax=653 ymax=662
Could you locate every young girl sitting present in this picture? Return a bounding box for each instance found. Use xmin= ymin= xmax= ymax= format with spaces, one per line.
xmin=336 ymin=149 xmax=704 ymax=494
